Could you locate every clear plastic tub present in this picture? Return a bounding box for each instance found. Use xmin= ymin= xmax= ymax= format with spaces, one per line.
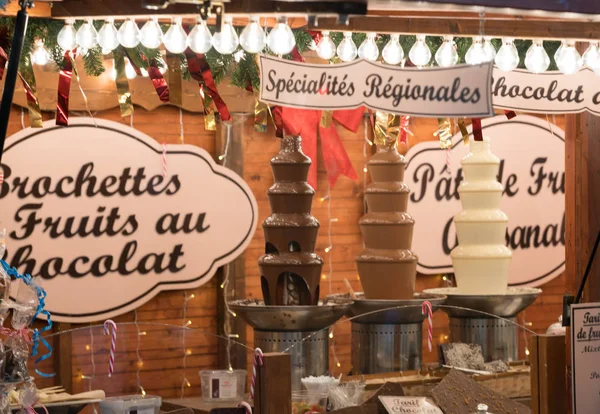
xmin=200 ymin=369 xmax=246 ymax=402
xmin=99 ymin=395 xmax=162 ymax=414
xmin=292 ymin=391 xmax=327 ymax=414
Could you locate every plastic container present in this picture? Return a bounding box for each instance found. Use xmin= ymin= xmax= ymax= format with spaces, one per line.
xmin=200 ymin=369 xmax=246 ymax=402
xmin=99 ymin=395 xmax=161 ymax=414
xmin=291 ymin=391 xmax=327 ymax=414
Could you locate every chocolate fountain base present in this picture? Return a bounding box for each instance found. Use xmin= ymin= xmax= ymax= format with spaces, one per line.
xmin=449 ymin=317 xmax=518 ymax=362
xmin=351 ymin=322 xmax=422 ymax=374
xmin=254 ymin=329 xmax=328 ymax=391
xmin=424 ymin=287 xmax=541 ymax=362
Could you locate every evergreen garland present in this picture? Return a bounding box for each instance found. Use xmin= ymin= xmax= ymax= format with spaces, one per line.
xmin=0 ymin=16 xmax=563 ymax=90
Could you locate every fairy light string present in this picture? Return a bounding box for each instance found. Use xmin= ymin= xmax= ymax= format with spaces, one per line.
xmin=180 ymin=292 xmax=193 ymax=398
xmin=134 ymin=309 xmax=146 ymax=396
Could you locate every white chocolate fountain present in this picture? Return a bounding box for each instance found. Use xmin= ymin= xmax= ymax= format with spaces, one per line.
xmin=450 ymin=137 xmax=512 ymax=294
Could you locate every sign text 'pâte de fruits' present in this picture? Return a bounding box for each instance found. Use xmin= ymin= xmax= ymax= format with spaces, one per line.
xmin=0 ymin=118 xmax=258 ymax=323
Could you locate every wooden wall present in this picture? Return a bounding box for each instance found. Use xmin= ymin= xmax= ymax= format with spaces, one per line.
xmin=6 ymin=103 xmax=565 ymax=397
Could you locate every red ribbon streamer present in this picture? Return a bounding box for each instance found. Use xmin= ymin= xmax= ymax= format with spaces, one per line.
xmin=400 ymin=115 xmax=410 ymax=144
xmin=148 ymin=61 xmax=169 ymax=103
xmin=504 ymin=110 xmax=516 ymax=119
xmin=56 ymin=50 xmax=76 ymax=126
xmin=185 ymin=50 xmax=231 ymax=121
xmin=472 ymin=118 xmax=483 ymax=141
xmin=0 ymin=46 xmax=7 ymax=81
xmin=282 ymin=106 xmax=362 ymax=189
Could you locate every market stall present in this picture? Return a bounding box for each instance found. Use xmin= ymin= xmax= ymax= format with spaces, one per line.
xmin=0 ymin=0 xmax=597 ymax=413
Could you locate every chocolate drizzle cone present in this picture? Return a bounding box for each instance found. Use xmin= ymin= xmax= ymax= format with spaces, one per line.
xmin=356 ymin=140 xmax=418 ymax=300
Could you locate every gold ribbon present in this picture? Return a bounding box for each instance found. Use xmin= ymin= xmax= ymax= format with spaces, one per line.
xmin=20 ymin=61 xmax=42 ymax=128
xmin=373 ymin=111 xmax=389 ymax=146
xmin=320 ymin=110 xmax=333 ymax=128
xmin=434 ymin=118 xmax=452 ymax=149
xmin=254 ymin=97 xmax=268 ymax=132
xmin=199 ymin=84 xmax=216 ymax=131
xmin=114 ymin=51 xmax=133 ymax=118
xmin=457 ymin=118 xmax=470 ymax=145
xmin=167 ymin=54 xmax=183 ymax=107
xmin=387 ymin=113 xmax=401 ymax=143
xmin=69 ymin=53 xmax=96 ymax=125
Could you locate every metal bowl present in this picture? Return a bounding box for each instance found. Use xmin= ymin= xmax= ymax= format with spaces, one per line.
xmin=229 ymin=299 xmax=352 ymax=331
xmin=343 ymin=292 xmax=447 ymax=324
xmin=423 ymin=287 xmax=542 ymax=318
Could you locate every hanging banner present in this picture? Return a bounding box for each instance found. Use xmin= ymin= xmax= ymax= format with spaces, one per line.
xmin=493 ymin=68 xmax=600 ymax=115
xmin=0 ymin=118 xmax=258 ymax=323
xmin=404 ymin=114 xmax=564 ymax=287
xmin=259 ymin=55 xmax=494 ymax=118
xmin=571 ymin=302 xmax=600 ymax=414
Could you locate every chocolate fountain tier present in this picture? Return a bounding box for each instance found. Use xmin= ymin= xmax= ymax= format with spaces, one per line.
xmin=230 ymin=299 xmax=352 ymax=332
xmin=423 ymin=287 xmax=541 ymax=318
xmin=356 ymin=249 xmax=418 ymax=300
xmin=359 ymin=212 xmax=415 ymax=250
xmin=263 ymin=214 xmax=320 ymax=253
xmin=268 ymin=182 xmax=314 ymax=214
xmin=365 ymin=182 xmax=410 ymax=212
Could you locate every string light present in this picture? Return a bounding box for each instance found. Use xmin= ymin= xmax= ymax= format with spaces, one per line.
xmin=181 ymin=292 xmax=194 ymax=398
xmin=140 ymin=17 xmax=163 ymax=49
xmin=362 ymin=114 xmax=370 ymax=214
xmin=556 ymin=40 xmax=583 ymax=75
xmin=240 ymin=16 xmax=265 ymax=54
xmin=465 ymin=36 xmax=487 ymax=65
xmin=267 ymin=16 xmax=296 ymax=55
xmin=98 ymin=18 xmax=119 ymax=52
xmin=189 ymin=17 xmax=213 ymax=54
xmin=494 ymin=38 xmax=519 ymax=72
xmin=524 ymin=39 xmax=550 ymax=73
xmin=409 ymin=35 xmax=431 ymax=67
xmin=31 ymin=39 xmax=49 ymax=66
xmin=435 ymin=35 xmax=458 ymax=67
xmin=482 ymin=36 xmax=496 ymax=61
xmin=117 ymin=18 xmax=141 ymax=48
xmin=316 ymin=31 xmax=336 ymax=60
xmin=76 ymin=18 xmax=98 ymax=51
xmin=554 ymin=40 xmax=566 ymax=64
xmin=382 ymin=34 xmax=404 ymax=65
xmin=358 ymin=32 xmax=379 ymax=61
xmin=57 ymin=19 xmax=77 ymax=51
xmin=134 ymin=309 xmax=146 ymax=396
xmin=213 ymin=16 xmax=239 ymax=54
xmin=337 ymin=32 xmax=357 ymax=62
xmin=164 ymin=17 xmax=188 ymax=54
xmin=583 ymin=41 xmax=600 ymax=71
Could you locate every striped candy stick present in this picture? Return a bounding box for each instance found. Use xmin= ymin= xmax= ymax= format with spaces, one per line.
xmin=249 ymin=347 xmax=264 ymax=400
xmin=238 ymin=401 xmax=252 ymax=414
xmin=161 ymin=142 xmax=168 ymax=178
xmin=103 ymin=320 xmax=118 ymax=377
xmin=421 ymin=301 xmax=433 ymax=352
xmin=0 ymin=165 xmax=4 ymax=187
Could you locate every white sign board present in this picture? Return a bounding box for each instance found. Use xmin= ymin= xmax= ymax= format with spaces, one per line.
xmin=571 ymin=302 xmax=600 ymax=414
xmin=379 ymin=396 xmax=443 ymax=413
xmin=493 ymin=68 xmax=600 ymax=115
xmin=0 ymin=118 xmax=258 ymax=323
xmin=259 ymin=55 xmax=494 ymax=118
xmin=405 ymin=114 xmax=565 ymax=287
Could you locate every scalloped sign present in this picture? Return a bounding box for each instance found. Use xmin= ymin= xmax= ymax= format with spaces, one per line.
xmin=0 ymin=118 xmax=258 ymax=323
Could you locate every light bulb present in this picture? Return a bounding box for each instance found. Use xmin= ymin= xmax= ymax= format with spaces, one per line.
xmin=125 ymin=59 xmax=137 ymax=79
xmin=382 ymin=34 xmax=404 ymax=65
xmin=189 ymin=18 xmax=213 ymax=54
xmin=212 ymin=16 xmax=239 ymax=55
xmin=494 ymin=38 xmax=519 ymax=71
xmin=435 ymin=35 xmax=458 ymax=67
xmin=267 ymin=17 xmax=295 ymax=55
xmin=98 ymin=19 xmax=119 ymax=52
xmin=409 ymin=34 xmax=431 ymax=67
xmin=57 ymin=19 xmax=77 ymax=51
xmin=163 ymin=17 xmax=188 ymax=54
xmin=316 ymin=30 xmax=336 ymax=60
xmin=240 ymin=16 xmax=265 ymax=53
xmin=76 ymin=19 xmax=98 ymax=50
xmin=140 ymin=17 xmax=162 ymax=49
xmin=31 ymin=39 xmax=49 ymax=66
xmin=583 ymin=41 xmax=600 ymax=71
xmin=336 ymin=31 xmax=357 ymax=62
xmin=525 ymin=39 xmax=550 ymax=73
xmin=358 ymin=32 xmax=379 ymax=61
xmin=554 ymin=40 xmax=565 ymax=64
xmin=465 ymin=36 xmax=487 ymax=65
xmin=117 ymin=18 xmax=140 ymax=48
xmin=557 ymin=40 xmax=582 ymax=75
xmin=483 ymin=36 xmax=496 ymax=61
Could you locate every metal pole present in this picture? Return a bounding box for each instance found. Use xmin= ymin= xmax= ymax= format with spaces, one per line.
xmin=0 ymin=1 xmax=33 ymax=164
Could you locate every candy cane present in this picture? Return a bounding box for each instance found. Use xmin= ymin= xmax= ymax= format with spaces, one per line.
xmin=421 ymin=301 xmax=433 ymax=352
xmin=238 ymin=401 xmax=252 ymax=414
xmin=249 ymin=348 xmax=264 ymax=400
xmin=103 ymin=320 xmax=117 ymax=377
xmin=0 ymin=165 xmax=4 ymax=187
xmin=161 ymin=142 xmax=168 ymax=178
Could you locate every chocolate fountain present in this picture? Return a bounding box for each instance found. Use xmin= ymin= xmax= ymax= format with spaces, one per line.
xmin=425 ymin=137 xmax=540 ymax=362
xmin=350 ymin=138 xmax=445 ymax=374
xmin=231 ymin=135 xmax=350 ymax=390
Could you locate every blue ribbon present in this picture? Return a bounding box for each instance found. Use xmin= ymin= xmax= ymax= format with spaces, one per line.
xmin=0 ymin=260 xmax=55 ymax=377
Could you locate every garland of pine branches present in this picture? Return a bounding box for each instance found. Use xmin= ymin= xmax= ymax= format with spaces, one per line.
xmin=0 ymin=16 xmax=561 ymax=92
